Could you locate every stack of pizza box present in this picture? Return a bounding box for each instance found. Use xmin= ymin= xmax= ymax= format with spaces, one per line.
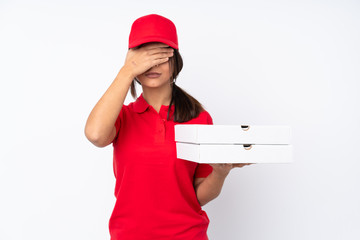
xmin=175 ymin=125 xmax=292 ymax=163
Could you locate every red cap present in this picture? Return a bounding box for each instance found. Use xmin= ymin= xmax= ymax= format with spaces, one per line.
xmin=129 ymin=14 xmax=179 ymax=49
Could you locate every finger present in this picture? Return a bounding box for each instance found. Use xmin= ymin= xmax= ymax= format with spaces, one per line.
xmin=147 ymin=48 xmax=174 ymax=57
xmin=231 ymin=164 xmax=241 ymax=168
xmin=151 ymin=57 xmax=170 ymax=66
xmin=128 ymin=44 xmax=172 ymax=57
xmin=232 ymin=163 xmax=250 ymax=168
xmin=148 ymin=52 xmax=174 ymax=65
xmin=209 ymin=163 xmax=228 ymax=167
xmin=153 ymin=51 xmax=174 ymax=59
xmin=143 ymin=42 xmax=171 ymax=50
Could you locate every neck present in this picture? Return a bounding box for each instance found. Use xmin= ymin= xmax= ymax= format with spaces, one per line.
xmin=142 ymin=85 xmax=173 ymax=112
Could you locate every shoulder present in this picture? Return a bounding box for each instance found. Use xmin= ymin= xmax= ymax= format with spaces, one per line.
xmin=184 ymin=110 xmax=213 ymax=125
xmin=198 ymin=110 xmax=213 ymax=124
xmin=121 ymin=100 xmax=137 ymax=114
xmin=114 ymin=102 xmax=132 ymax=124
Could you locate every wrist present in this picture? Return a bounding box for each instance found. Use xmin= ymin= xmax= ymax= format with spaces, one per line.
xmin=117 ymin=66 xmax=136 ymax=83
xmin=211 ymin=168 xmax=229 ymax=180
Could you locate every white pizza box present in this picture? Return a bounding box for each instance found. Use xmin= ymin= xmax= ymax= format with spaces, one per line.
xmin=175 ymin=125 xmax=291 ymax=144
xmin=176 ymin=142 xmax=293 ymax=163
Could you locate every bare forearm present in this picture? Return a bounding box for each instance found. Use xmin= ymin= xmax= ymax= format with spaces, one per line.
xmin=195 ymin=171 xmax=228 ymax=206
xmin=85 ymin=67 xmax=133 ymax=146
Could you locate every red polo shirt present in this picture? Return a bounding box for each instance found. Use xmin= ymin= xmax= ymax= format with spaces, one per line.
xmin=109 ymin=93 xmax=213 ymax=240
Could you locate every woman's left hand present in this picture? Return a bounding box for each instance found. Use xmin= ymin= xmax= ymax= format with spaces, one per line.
xmin=209 ymin=163 xmax=253 ymax=178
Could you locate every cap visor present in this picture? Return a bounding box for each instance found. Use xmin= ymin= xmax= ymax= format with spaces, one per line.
xmin=129 ymin=37 xmax=178 ymax=49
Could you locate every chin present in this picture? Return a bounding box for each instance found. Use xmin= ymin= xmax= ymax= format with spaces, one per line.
xmin=142 ymin=80 xmax=166 ymax=88
xmin=142 ymin=82 xmax=159 ymax=88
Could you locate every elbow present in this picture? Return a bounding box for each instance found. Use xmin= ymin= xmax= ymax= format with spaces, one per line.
xmin=84 ymin=126 xmax=111 ymax=148
xmin=199 ymin=194 xmax=218 ymax=207
xmin=199 ymin=200 xmax=207 ymax=207
xmin=197 ymin=191 xmax=221 ymax=207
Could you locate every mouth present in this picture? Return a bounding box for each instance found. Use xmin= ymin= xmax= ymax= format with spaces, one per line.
xmin=145 ymin=72 xmax=161 ymax=78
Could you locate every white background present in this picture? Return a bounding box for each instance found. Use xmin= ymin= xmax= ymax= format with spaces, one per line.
xmin=1 ymin=0 xmax=359 ymax=239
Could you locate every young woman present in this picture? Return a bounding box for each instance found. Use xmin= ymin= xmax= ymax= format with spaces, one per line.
xmin=85 ymin=14 xmax=250 ymax=240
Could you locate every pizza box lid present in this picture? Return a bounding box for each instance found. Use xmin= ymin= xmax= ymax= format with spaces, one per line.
xmin=175 ymin=125 xmax=291 ymax=144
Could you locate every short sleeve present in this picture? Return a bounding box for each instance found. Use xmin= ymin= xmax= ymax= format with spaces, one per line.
xmin=112 ymin=106 xmax=126 ymax=144
xmin=114 ymin=114 xmax=121 ymax=134
xmin=205 ymin=111 xmax=213 ymax=125
xmin=194 ymin=110 xmax=214 ymax=178
xmin=194 ymin=163 xmax=213 ymax=178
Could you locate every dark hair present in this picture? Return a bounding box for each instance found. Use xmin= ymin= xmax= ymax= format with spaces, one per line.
xmin=130 ymin=49 xmax=204 ymax=123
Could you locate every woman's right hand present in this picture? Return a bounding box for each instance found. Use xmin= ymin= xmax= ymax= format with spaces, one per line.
xmin=123 ymin=43 xmax=174 ymax=78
